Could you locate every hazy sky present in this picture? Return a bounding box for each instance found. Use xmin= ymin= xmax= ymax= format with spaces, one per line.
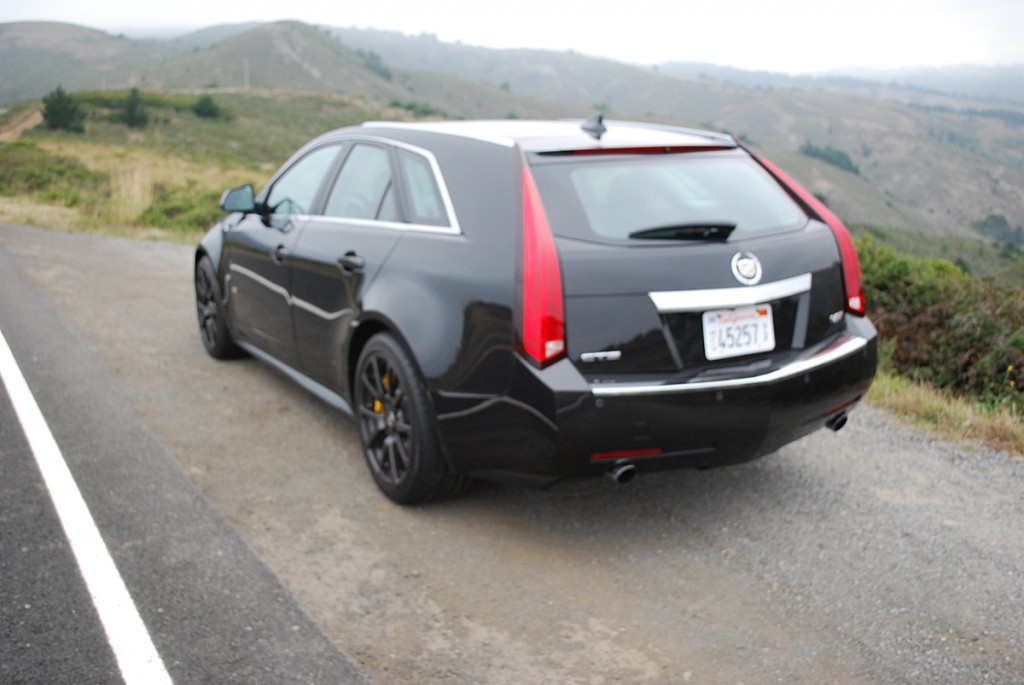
xmin=4 ymin=0 xmax=1023 ymax=73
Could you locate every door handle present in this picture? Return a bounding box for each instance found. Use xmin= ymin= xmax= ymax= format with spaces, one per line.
xmin=337 ymin=253 xmax=366 ymax=274
xmin=272 ymin=245 xmax=288 ymax=265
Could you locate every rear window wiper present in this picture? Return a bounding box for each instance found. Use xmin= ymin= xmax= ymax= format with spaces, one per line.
xmin=628 ymin=223 xmax=736 ymax=241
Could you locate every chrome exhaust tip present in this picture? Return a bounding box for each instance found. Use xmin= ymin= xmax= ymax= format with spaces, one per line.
xmin=607 ymin=463 xmax=637 ymax=485
xmin=826 ymin=411 xmax=848 ymax=432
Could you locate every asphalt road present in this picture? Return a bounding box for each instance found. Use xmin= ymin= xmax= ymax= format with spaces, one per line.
xmin=0 ymin=225 xmax=367 ymax=684
xmin=2 ymin=223 xmax=1022 ymax=684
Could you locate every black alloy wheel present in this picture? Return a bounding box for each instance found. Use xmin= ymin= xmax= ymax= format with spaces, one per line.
xmin=355 ymin=334 xmax=467 ymax=504
xmin=194 ymin=255 xmax=240 ymax=359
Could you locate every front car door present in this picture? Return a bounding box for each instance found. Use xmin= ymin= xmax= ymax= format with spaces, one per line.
xmin=221 ymin=144 xmax=342 ymax=367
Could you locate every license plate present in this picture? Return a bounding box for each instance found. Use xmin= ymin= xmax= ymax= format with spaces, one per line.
xmin=702 ymin=305 xmax=775 ymax=361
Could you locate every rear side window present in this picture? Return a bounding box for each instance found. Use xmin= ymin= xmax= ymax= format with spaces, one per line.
xmin=531 ymin=153 xmax=806 ymax=242
xmin=398 ymin=149 xmax=449 ymax=227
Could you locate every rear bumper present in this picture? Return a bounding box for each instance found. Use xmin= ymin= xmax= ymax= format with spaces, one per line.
xmin=589 ymin=329 xmax=869 ymax=397
xmin=435 ymin=316 xmax=877 ymax=484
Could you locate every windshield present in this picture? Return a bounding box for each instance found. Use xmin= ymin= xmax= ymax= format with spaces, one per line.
xmin=530 ymin=152 xmax=806 ymax=243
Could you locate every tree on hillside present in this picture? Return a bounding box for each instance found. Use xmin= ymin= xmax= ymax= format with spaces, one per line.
xmin=122 ymin=88 xmax=148 ymax=128
xmin=192 ymin=94 xmax=222 ymax=119
xmin=800 ymin=141 xmax=860 ymax=175
xmin=42 ymin=86 xmax=85 ymax=133
xmin=359 ymin=50 xmax=392 ymax=80
xmin=972 ymin=214 xmax=1024 ymax=246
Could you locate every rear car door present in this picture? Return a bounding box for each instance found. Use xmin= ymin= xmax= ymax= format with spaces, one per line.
xmin=222 ymin=144 xmax=342 ymax=367
xmin=288 ymin=141 xmax=410 ymax=393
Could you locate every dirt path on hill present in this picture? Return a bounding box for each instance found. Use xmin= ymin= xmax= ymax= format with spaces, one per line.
xmin=0 ymin=107 xmax=42 ymax=142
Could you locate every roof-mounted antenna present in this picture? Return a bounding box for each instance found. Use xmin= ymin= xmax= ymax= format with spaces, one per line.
xmin=582 ymin=114 xmax=606 ymax=140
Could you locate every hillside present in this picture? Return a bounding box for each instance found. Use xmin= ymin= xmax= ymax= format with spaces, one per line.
xmin=2 ymin=20 xmax=1024 ymax=255
xmin=656 ymin=62 xmax=1024 ymax=107
xmin=834 ymin=64 xmax=1024 ymax=105
xmin=330 ymin=27 xmax=1024 ymax=241
xmin=0 ymin=22 xmax=175 ymax=99
xmin=156 ymin=22 xmax=402 ymax=96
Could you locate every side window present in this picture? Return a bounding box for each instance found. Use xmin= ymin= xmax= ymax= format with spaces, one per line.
xmin=324 ymin=144 xmax=398 ymax=221
xmin=265 ymin=145 xmax=341 ymax=216
xmin=398 ymin=149 xmax=449 ymax=227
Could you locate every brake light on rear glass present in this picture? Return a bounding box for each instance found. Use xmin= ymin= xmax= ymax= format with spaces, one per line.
xmin=753 ymin=156 xmax=867 ymax=316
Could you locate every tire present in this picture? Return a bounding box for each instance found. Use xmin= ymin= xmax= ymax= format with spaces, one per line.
xmin=354 ymin=334 xmax=469 ymax=504
xmin=194 ymin=255 xmax=240 ymax=359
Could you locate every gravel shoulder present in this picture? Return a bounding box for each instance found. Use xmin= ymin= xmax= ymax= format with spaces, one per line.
xmin=4 ymin=223 xmax=1023 ymax=684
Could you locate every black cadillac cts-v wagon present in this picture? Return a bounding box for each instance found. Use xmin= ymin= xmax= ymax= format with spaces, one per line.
xmin=195 ymin=117 xmax=877 ymax=503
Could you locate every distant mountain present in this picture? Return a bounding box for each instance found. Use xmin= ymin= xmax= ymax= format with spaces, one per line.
xmin=2 ymin=20 xmax=1023 ymax=242
xmin=163 ymin=23 xmax=263 ymax=52
xmin=833 ymin=64 xmax=1024 ymax=105
xmin=326 ymin=26 xmax=1024 ymax=239
xmin=156 ymin=21 xmax=399 ymax=94
xmin=0 ymin=21 xmax=577 ymax=120
xmin=656 ymin=61 xmax=1024 ymax=106
xmin=330 ymin=27 xmax=1024 ymax=108
xmin=328 ymin=27 xmax=697 ymax=113
xmin=0 ymin=22 xmax=175 ymax=99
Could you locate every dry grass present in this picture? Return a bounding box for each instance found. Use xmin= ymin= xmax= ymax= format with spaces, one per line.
xmin=0 ymin=196 xmax=80 ymax=229
xmin=110 ymin=163 xmax=156 ymax=224
xmin=37 ymin=138 xmax=258 ymax=190
xmin=866 ymin=369 xmax=1024 ymax=460
xmin=0 ymin=195 xmax=206 ymax=244
xmin=11 ymin=139 xmax=264 ymax=241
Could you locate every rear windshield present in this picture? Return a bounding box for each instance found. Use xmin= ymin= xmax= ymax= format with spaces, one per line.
xmin=530 ymin=152 xmax=806 ymax=243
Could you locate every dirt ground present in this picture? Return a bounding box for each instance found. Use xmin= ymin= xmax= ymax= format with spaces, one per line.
xmin=0 ymin=107 xmax=42 ymax=142
xmin=5 ymin=224 xmax=1023 ymax=684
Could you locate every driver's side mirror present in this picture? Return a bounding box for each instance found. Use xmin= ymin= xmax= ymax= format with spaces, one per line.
xmin=219 ymin=184 xmax=257 ymax=213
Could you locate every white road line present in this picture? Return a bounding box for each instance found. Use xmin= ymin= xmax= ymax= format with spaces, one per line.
xmin=0 ymin=327 xmax=173 ymax=685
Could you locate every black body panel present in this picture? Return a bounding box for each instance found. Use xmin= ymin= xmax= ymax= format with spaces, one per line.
xmin=434 ymin=316 xmax=876 ymax=483
xmin=196 ymin=119 xmax=877 ymax=491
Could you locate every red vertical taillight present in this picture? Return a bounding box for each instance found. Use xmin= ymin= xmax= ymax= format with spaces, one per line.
xmin=754 ymin=155 xmax=866 ymax=316
xmin=518 ymin=164 xmax=566 ymax=367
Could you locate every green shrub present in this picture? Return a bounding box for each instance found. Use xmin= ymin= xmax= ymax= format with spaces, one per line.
xmin=122 ymin=88 xmax=149 ymax=128
xmin=192 ymin=95 xmax=222 ymax=119
xmin=77 ymin=90 xmax=197 ymax=112
xmin=972 ymin=214 xmax=1024 ymax=246
xmin=137 ymin=183 xmax=225 ymax=233
xmin=801 ymin=141 xmax=860 ymax=175
xmin=389 ymin=100 xmax=446 ymax=118
xmin=859 ymin=236 xmax=1023 ymax=410
xmin=42 ymin=86 xmax=85 ymax=133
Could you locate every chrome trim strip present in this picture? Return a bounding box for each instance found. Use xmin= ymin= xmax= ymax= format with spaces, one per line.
xmin=649 ymin=273 xmax=812 ymax=313
xmin=590 ymin=333 xmax=868 ymax=397
xmin=313 ymin=215 xmax=461 ymax=236
xmin=229 ymin=264 xmax=288 ymax=301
